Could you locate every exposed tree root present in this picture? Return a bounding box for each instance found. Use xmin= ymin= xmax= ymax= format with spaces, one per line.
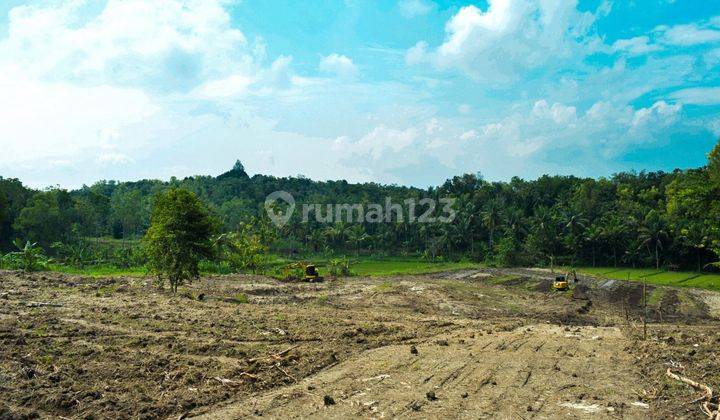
xmin=666 ymin=368 xmax=718 ymax=419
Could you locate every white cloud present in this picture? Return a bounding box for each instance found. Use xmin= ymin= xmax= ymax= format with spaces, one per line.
xmin=194 ymin=74 xmax=255 ymax=98
xmin=612 ymin=36 xmax=662 ymax=55
xmin=609 ymin=17 xmax=720 ymax=57
xmin=459 ymin=130 xmax=478 ymax=140
xmin=0 ymin=0 xmax=305 ymax=187
xmin=669 ymin=87 xmax=720 ymax=105
xmin=461 ymin=99 xmax=683 ymax=167
xmin=0 ymin=0 xmax=256 ymax=92
xmin=98 ymin=152 xmax=134 ymax=165
xmin=398 ymin=0 xmax=434 ymax=18
xmin=631 ymin=101 xmax=681 ymax=128
xmin=710 ymin=118 xmax=720 ymax=137
xmin=657 ymin=22 xmax=720 ymax=46
xmin=531 ymin=100 xmax=577 ymax=124
xmin=336 ymin=126 xmax=418 ymax=160
xmin=425 ymin=118 xmax=441 ymax=134
xmin=407 ymin=0 xmax=602 ymax=81
xmin=0 ymin=70 xmax=159 ymax=167
xmin=318 ymin=53 xmax=358 ymax=79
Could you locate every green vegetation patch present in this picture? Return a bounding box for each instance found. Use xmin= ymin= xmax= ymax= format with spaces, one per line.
xmin=575 ymin=267 xmax=720 ymax=292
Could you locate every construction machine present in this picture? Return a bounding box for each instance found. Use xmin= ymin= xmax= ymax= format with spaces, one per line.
xmin=282 ymin=262 xmax=324 ymax=282
xmin=552 ymin=269 xmax=578 ymax=291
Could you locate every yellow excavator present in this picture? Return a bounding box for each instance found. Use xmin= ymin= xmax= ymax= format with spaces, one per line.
xmin=553 ymin=269 xmax=578 ymax=291
xmin=282 ymin=262 xmax=323 ymax=282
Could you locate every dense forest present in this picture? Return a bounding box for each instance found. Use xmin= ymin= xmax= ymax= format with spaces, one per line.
xmin=1 ymin=139 xmax=719 ymax=272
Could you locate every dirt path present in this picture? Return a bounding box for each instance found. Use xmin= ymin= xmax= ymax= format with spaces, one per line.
xmin=199 ymin=324 xmax=649 ymax=419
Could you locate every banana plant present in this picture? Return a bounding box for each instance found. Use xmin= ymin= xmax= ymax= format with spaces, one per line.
xmin=51 ymin=241 xmax=92 ymax=268
xmin=7 ymin=239 xmax=51 ymax=272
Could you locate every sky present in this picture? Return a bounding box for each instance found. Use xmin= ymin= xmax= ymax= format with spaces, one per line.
xmin=1 ymin=0 xmax=719 ymax=189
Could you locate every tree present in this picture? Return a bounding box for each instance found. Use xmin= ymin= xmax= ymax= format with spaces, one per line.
xmin=678 ymin=224 xmax=712 ymax=272
xmin=346 ymin=224 xmax=368 ymax=256
xmin=708 ymin=138 xmax=720 ymax=186
xmin=110 ymin=188 xmax=145 ymax=239
xmin=584 ymin=224 xmax=603 ymax=267
xmin=562 ymin=212 xmax=587 ymax=267
xmin=639 ymin=210 xmax=668 ymax=270
xmin=214 ymin=217 xmax=275 ymax=273
xmin=0 ymin=178 xmax=32 ymax=251
xmin=13 ymin=189 xmax=77 ymax=247
xmin=144 ymin=189 xmax=217 ymax=293
xmin=482 ymin=198 xmax=504 ymax=248
xmin=600 ymin=214 xmax=627 ymax=267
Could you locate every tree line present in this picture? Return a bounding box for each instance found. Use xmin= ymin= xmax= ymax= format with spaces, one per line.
xmin=1 ymin=140 xmax=719 ymax=271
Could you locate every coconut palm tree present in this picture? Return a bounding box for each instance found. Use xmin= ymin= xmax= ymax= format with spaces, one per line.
xmin=600 ymin=214 xmax=627 ymax=267
xmin=482 ymin=198 xmax=504 ymax=248
xmin=584 ymin=224 xmax=604 ymax=267
xmin=562 ymin=212 xmax=587 ymax=267
xmin=639 ymin=210 xmax=668 ymax=269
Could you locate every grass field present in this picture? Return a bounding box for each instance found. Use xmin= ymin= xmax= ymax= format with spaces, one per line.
xmin=574 ymin=266 xmax=720 ymax=291
xmin=47 ymin=264 xmax=148 ymax=278
xmin=44 ymin=256 xmax=479 ymax=279
xmin=348 ymin=258 xmax=479 ymax=276
xmin=31 ymin=258 xmax=720 ymax=292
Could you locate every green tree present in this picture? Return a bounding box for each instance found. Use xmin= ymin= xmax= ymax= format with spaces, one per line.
xmin=13 ymin=189 xmax=77 ymax=247
xmin=482 ymin=198 xmax=504 ymax=248
xmin=0 ymin=179 xmax=32 ymax=245
xmin=708 ymin=138 xmax=720 ymax=186
xmin=144 ymin=189 xmax=217 ymax=293
xmin=110 ymin=188 xmax=146 ymax=239
xmin=562 ymin=212 xmax=587 ymax=267
xmin=639 ymin=210 xmax=668 ymax=269
xmin=600 ymin=214 xmax=627 ymax=267
xmin=346 ymin=224 xmax=368 ymax=256
xmin=584 ymin=224 xmax=603 ymax=267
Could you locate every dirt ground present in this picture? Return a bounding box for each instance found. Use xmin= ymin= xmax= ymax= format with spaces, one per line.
xmin=1 ymin=268 xmax=719 ymax=419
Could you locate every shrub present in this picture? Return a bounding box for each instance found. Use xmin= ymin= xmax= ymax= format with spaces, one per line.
xmin=4 ymin=239 xmax=51 ymax=271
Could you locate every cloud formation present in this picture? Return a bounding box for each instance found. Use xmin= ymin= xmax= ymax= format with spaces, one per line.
xmin=398 ymin=0 xmax=435 ymax=18
xmin=0 ymin=0 xmax=717 ymax=189
xmin=406 ymin=0 xmax=602 ymax=81
xmin=319 ymin=54 xmax=358 ymax=79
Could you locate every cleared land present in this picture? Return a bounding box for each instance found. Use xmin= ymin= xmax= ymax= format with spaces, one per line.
xmin=1 ymin=268 xmax=719 ymax=418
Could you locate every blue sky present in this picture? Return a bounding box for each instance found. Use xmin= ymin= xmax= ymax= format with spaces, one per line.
xmin=1 ymin=0 xmax=719 ymax=188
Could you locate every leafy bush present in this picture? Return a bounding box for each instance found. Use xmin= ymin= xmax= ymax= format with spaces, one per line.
xmin=328 ymin=258 xmax=353 ymax=276
xmin=51 ymin=241 xmax=92 ymax=268
xmin=214 ymin=217 xmax=275 ymax=274
xmin=3 ymin=239 xmax=51 ymax=271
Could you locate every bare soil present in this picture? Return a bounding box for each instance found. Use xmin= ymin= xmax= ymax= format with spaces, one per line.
xmin=0 ymin=268 xmax=718 ymax=419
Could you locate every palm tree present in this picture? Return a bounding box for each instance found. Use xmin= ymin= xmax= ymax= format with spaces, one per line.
xmin=584 ymin=224 xmax=603 ymax=267
xmin=504 ymin=208 xmax=526 ymax=242
xmin=679 ymin=225 xmax=710 ymax=272
xmin=482 ymin=198 xmax=504 ymax=248
xmin=323 ymin=223 xmax=347 ymax=249
xmin=562 ymin=212 xmax=587 ymax=267
xmin=600 ymin=214 xmax=626 ymax=267
xmin=528 ymin=206 xmax=559 ymax=266
xmin=639 ymin=210 xmax=668 ymax=269
xmin=346 ymin=225 xmax=367 ymax=256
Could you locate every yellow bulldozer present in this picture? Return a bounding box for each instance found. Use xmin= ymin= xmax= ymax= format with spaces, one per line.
xmin=553 ymin=269 xmax=578 ymax=291
xmin=282 ymin=262 xmax=323 ymax=282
